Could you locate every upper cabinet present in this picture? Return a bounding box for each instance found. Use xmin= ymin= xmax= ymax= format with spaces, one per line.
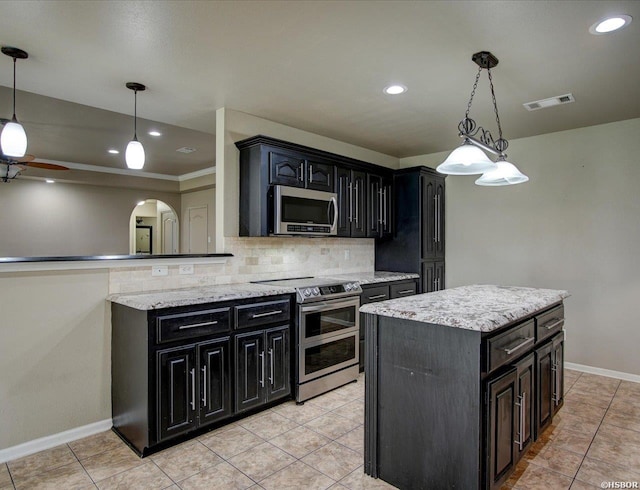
xmin=236 ymin=135 xmax=393 ymax=238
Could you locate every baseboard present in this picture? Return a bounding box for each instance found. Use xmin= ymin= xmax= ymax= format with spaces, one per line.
xmin=565 ymin=362 xmax=640 ymax=383
xmin=0 ymin=419 xmax=112 ymax=464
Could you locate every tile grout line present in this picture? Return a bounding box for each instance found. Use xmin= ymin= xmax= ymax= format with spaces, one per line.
xmin=67 ymin=442 xmax=98 ymax=488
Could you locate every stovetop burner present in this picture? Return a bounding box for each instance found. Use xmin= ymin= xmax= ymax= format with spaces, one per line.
xmin=254 ymin=276 xmax=362 ymax=303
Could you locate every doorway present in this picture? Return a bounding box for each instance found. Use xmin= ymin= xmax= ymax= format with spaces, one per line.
xmin=129 ymin=199 xmax=179 ymax=255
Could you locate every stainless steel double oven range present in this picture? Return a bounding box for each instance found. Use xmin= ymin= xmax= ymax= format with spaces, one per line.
xmin=257 ymin=277 xmax=362 ymax=402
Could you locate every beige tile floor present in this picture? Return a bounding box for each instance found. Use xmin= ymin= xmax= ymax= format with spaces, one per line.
xmin=1 ymin=370 xmax=638 ymax=490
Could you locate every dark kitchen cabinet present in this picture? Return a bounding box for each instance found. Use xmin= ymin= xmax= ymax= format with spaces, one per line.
xmin=514 ymin=353 xmax=535 ymax=462
xmin=376 ymin=166 xmax=446 ymax=293
xmin=552 ymin=332 xmax=564 ymax=415
xmin=157 ymin=346 xmax=197 ymax=441
xmin=367 ymin=173 xmax=393 ymax=238
xmin=111 ymin=293 xmax=293 ymax=456
xmin=535 ymin=341 xmax=554 ymax=436
xmin=336 ymin=167 xmax=367 ymax=237
xmin=269 ymin=151 xmax=334 ymax=192
xmin=235 ymin=325 xmax=290 ymax=414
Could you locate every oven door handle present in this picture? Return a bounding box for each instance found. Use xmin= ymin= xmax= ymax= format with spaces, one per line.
xmin=300 ymin=297 xmax=360 ymax=313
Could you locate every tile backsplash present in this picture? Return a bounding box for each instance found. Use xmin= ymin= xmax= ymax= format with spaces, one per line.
xmin=108 ymin=237 xmax=375 ymax=294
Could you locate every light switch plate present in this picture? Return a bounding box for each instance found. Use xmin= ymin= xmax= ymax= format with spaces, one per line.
xmin=179 ymin=264 xmax=194 ymax=275
xmin=151 ymin=265 xmax=169 ymax=276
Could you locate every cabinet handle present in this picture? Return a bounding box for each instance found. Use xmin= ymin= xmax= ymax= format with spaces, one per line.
xmin=383 ymin=187 xmax=388 ymax=228
xmin=514 ymin=392 xmax=525 ymax=451
xmin=551 ymin=361 xmax=561 ymax=404
xmin=259 ymin=351 xmax=265 ymax=387
xmin=190 ymin=368 xmax=196 ymax=411
xmin=397 ymin=289 xmax=414 ymax=295
xmin=378 ymin=188 xmax=383 ymax=225
xmin=299 ymin=163 xmax=304 ymax=182
xmin=348 ymin=182 xmax=353 ymax=223
xmin=309 ymin=164 xmax=313 ymax=183
xmin=503 ymin=337 xmax=534 ymax=355
xmin=438 ymin=194 xmax=441 ymax=243
xmin=542 ymin=318 xmax=563 ymax=330
xmin=201 ymin=366 xmax=207 ymax=405
xmin=368 ymin=294 xmax=387 ymax=301
xmin=269 ymin=348 xmax=274 ymax=385
xmin=251 ymin=310 xmax=283 ymax=319
xmin=355 ymin=181 xmax=359 ymax=226
xmin=178 ymin=320 xmax=218 ymax=330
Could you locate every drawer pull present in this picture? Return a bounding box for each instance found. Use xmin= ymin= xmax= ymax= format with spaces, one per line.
xmin=368 ymin=294 xmax=387 ymax=301
xmin=503 ymin=337 xmax=534 ymax=355
xmin=542 ymin=318 xmax=563 ymax=330
xmin=178 ymin=321 xmax=218 ymax=330
xmin=397 ymin=289 xmax=415 ymax=295
xmin=251 ymin=310 xmax=283 ymax=319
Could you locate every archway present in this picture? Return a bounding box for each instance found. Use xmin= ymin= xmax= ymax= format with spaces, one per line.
xmin=129 ymin=199 xmax=179 ymax=255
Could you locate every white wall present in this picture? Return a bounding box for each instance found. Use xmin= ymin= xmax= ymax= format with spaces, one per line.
xmin=400 ymin=117 xmax=640 ymax=376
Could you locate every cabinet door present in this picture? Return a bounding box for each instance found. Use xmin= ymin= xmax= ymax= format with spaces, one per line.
xmin=336 ymin=167 xmax=352 ymax=237
xmin=422 ymin=261 xmax=436 ymax=293
xmin=306 ymin=160 xmax=333 ymax=191
xmin=266 ymin=326 xmax=291 ymax=402
xmin=434 ymin=179 xmax=445 ymax=258
xmin=198 ymin=337 xmax=231 ymax=426
xmin=157 ymin=346 xmax=197 ymax=442
xmin=535 ymin=341 xmax=554 ymax=437
xmin=486 ymin=368 xmax=518 ymax=490
xmin=514 ymin=353 xmax=535 ymax=463
xmin=381 ymin=179 xmax=393 ymax=237
xmin=435 ymin=261 xmax=445 ymax=291
xmin=366 ymin=174 xmax=382 ymax=237
xmin=235 ymin=331 xmax=265 ymax=413
xmin=269 ymin=151 xmax=305 ymax=187
xmin=351 ymin=170 xmax=367 ymax=237
xmin=421 ymin=175 xmax=437 ymax=259
xmin=552 ymin=332 xmax=564 ymax=415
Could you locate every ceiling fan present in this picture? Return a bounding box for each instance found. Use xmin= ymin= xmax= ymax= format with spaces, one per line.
xmin=0 ymin=153 xmax=69 ymax=182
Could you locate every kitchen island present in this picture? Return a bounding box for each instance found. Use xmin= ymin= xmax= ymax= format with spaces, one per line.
xmin=360 ymin=285 xmax=569 ymax=490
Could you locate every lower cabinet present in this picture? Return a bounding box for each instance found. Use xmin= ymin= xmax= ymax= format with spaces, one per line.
xmin=536 ymin=331 xmax=565 ymax=436
xmin=157 ymin=337 xmax=231 ymax=441
xmin=235 ymin=326 xmax=290 ymax=413
xmin=111 ymin=294 xmax=293 ymax=456
xmin=422 ymin=260 xmax=445 ymax=293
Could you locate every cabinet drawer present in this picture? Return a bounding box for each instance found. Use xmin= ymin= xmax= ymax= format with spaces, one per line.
xmin=487 ymin=319 xmax=536 ymax=373
xmin=157 ymin=308 xmax=231 ymax=344
xmin=535 ymin=305 xmax=564 ymax=343
xmin=234 ymin=299 xmax=291 ymax=330
xmin=390 ymin=281 xmax=417 ymax=299
xmin=361 ymin=285 xmax=390 ymax=304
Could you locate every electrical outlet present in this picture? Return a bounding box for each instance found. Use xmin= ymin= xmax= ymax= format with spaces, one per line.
xmin=344 ymin=249 xmax=351 ymax=260
xmin=179 ymin=264 xmax=194 ymax=275
xmin=151 ymin=265 xmax=168 ymax=276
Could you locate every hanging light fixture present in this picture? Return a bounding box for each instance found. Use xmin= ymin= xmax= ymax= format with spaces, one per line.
xmin=125 ymin=82 xmax=146 ymax=170
xmin=1 ymin=47 xmax=29 ymax=158
xmin=437 ymin=51 xmax=528 ymax=186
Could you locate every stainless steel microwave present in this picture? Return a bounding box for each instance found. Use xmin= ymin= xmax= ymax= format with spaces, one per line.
xmin=273 ymin=185 xmax=338 ymax=236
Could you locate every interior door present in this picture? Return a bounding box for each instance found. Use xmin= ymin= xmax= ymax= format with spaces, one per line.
xmin=161 ymin=211 xmax=178 ymax=254
xmin=188 ymin=206 xmax=208 ymax=253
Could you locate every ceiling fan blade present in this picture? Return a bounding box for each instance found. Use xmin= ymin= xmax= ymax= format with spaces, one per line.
xmin=14 ymin=154 xmax=36 ymax=163
xmin=25 ymin=161 xmax=69 ymax=170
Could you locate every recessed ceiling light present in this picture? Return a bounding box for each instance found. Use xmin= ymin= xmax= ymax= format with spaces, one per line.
xmin=176 ymin=147 xmax=197 ymax=154
xmin=383 ymin=84 xmax=407 ymax=95
xmin=148 ymin=130 xmax=162 ymax=137
xmin=45 ymin=179 xmax=55 ymax=184
xmin=137 ymin=200 xmax=146 ymax=206
xmin=590 ymin=15 xmax=632 ymax=34
xmin=108 ymin=149 xmax=120 ymax=154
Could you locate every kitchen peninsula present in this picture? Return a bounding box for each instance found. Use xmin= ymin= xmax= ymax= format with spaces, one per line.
xmin=360 ymin=285 xmax=569 ymax=490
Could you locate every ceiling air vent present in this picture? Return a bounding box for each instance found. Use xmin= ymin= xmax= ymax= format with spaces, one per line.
xmin=523 ymin=93 xmax=575 ymax=111
xmin=176 ymin=147 xmax=197 ymax=154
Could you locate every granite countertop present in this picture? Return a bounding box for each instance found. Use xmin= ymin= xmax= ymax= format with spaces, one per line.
xmin=322 ymin=271 xmax=419 ymax=285
xmin=359 ymin=284 xmax=570 ymax=332
xmin=108 ymin=283 xmax=296 ymax=310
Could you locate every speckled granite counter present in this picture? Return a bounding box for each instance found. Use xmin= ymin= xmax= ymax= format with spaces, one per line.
xmin=359 ymin=284 xmax=569 ymax=332
xmin=322 ymin=271 xmax=419 ymax=285
xmin=107 ymin=283 xmax=296 ymax=310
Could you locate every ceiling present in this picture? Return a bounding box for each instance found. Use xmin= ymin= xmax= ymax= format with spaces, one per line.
xmin=0 ymin=0 xmax=639 ymax=180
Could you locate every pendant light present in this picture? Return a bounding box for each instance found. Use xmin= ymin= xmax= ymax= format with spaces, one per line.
xmin=437 ymin=51 xmax=528 ymax=186
xmin=1 ymin=47 xmax=29 ymax=158
xmin=125 ymin=82 xmax=146 ymax=170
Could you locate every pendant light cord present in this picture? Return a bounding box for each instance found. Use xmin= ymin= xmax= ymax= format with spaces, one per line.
xmin=464 ymin=66 xmax=482 ymax=120
xmin=133 ymin=89 xmax=138 ymax=141
xmin=11 ymin=57 xmax=17 ymax=119
xmin=487 ymin=67 xmax=503 ymax=142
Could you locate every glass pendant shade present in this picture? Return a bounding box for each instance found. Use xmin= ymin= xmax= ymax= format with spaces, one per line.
xmin=436 ymin=141 xmax=497 ymax=175
xmin=125 ymin=139 xmax=145 ymax=169
xmin=1 ymin=120 xmax=27 ymax=157
xmin=475 ymin=159 xmax=529 ymax=186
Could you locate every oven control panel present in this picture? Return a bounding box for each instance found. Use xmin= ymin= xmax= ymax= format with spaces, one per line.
xmin=298 ymin=282 xmax=361 ymax=302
